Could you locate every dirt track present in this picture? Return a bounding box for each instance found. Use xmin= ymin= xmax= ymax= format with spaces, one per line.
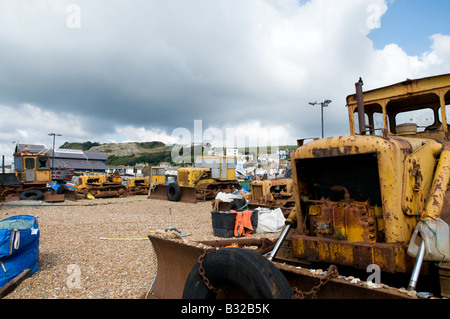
xmin=1 ymin=195 xmax=279 ymax=299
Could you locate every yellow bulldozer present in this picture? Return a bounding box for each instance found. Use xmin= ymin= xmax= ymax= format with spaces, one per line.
xmin=0 ymin=148 xmax=64 ymax=202
xmin=248 ymin=178 xmax=295 ymax=215
xmin=147 ymin=156 xmax=241 ymax=203
xmin=146 ymin=73 xmax=450 ymax=299
xmin=65 ymin=171 xmax=128 ymax=199
xmin=127 ymin=176 xmax=151 ymax=195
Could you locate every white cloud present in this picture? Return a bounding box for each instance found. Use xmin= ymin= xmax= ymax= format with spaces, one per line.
xmin=0 ymin=103 xmax=92 ymax=163
xmin=109 ymin=126 xmax=179 ymax=145
xmin=364 ymin=33 xmax=450 ymax=88
xmin=107 ymin=120 xmax=295 ymax=150
xmin=0 ymin=0 xmax=449 ymax=165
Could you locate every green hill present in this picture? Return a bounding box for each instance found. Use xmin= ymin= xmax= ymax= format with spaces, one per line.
xmin=59 ymin=141 xmax=297 ymax=167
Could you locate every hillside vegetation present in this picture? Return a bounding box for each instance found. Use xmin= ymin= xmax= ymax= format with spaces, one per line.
xmin=59 ymin=140 xmax=171 ymax=166
xmin=60 ymin=141 xmax=296 ymax=167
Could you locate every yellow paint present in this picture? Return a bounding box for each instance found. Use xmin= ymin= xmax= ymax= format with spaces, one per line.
xmin=150 ymin=167 xmax=166 ymax=184
xmin=177 ymin=155 xmax=238 ymax=187
xmin=128 ymin=176 xmax=150 ymax=188
xmin=177 ymin=167 xmax=211 ymax=187
xmin=76 ymin=173 xmax=107 ymax=189
xmin=16 ymin=154 xmax=52 ymax=183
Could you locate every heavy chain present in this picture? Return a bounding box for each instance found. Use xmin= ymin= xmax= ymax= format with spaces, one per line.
xmin=292 ymin=265 xmax=339 ymax=299
xmin=198 ymin=248 xmax=220 ymax=294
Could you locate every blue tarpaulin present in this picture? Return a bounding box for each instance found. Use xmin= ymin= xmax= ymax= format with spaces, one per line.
xmin=0 ymin=215 xmax=39 ymax=289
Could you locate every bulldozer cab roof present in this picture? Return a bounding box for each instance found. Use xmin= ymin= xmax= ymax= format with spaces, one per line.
xmin=346 ymin=73 xmax=450 ymax=140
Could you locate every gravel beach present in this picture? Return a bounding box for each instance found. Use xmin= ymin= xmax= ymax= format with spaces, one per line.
xmin=1 ymin=195 xmax=280 ymax=299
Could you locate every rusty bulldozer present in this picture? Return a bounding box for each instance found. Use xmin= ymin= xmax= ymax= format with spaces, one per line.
xmin=127 ymin=176 xmax=151 ymax=195
xmin=64 ymin=171 xmax=128 ymax=199
xmin=146 ymin=73 xmax=450 ymax=299
xmin=0 ymin=148 xmax=65 ymax=202
xmin=147 ymin=156 xmax=240 ymax=203
xmin=214 ymin=177 xmax=296 ymax=216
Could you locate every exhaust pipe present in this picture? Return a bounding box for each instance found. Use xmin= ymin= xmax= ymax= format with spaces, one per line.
xmin=355 ymin=77 xmax=366 ymax=135
xmin=408 ymin=241 xmax=425 ymax=291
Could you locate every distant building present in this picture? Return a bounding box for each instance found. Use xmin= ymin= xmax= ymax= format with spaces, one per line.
xmin=159 ymin=162 xmax=170 ymax=167
xmin=15 ymin=144 xmax=108 ymax=173
xmin=226 ymin=148 xmax=238 ymax=156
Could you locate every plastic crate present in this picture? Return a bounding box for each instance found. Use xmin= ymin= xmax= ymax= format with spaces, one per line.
xmin=210 ymin=210 xmax=258 ymax=238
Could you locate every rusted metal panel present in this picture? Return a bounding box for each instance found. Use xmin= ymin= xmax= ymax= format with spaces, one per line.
xmin=43 ymin=192 xmax=65 ymax=202
xmin=63 ymin=189 xmax=79 ymax=200
xmin=275 ymin=262 xmax=412 ymax=299
xmin=147 ymin=184 xmax=198 ymax=203
xmin=147 ymin=184 xmax=169 ymax=201
xmin=346 ymin=74 xmax=450 ymax=108
xmin=291 ymin=135 xmax=441 ymax=244
xmin=307 ymin=201 xmax=380 ymax=243
xmin=291 ymin=234 xmax=413 ymax=273
xmin=146 ymin=235 xmax=204 ymax=299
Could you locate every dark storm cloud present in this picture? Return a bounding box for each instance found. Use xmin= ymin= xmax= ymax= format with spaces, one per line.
xmin=0 ymin=0 xmax=449 ymax=163
xmin=0 ymin=0 xmax=271 ymax=130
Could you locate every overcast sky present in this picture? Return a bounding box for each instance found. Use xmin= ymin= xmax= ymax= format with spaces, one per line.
xmin=1 ymin=0 xmax=450 ymax=164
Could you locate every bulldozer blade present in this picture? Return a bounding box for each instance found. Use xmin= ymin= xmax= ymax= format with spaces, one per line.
xmin=63 ymin=189 xmax=81 ymax=200
xmin=0 ymin=173 xmax=21 ymax=186
xmin=147 ymin=234 xmax=205 ymax=299
xmin=147 ymin=185 xmax=198 ymax=203
xmin=147 ymin=184 xmax=169 ymax=201
xmin=43 ymin=191 xmax=65 ymax=202
xmin=179 ymin=186 xmax=198 ymax=203
xmin=146 ymin=235 xmax=277 ymax=299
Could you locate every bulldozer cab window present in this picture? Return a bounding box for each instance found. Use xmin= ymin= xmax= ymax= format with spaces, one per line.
xmin=353 ymin=104 xmax=385 ymax=135
xmin=14 ymin=156 xmax=23 ymax=171
xmin=394 ymin=108 xmax=435 ymax=133
xmin=152 ymin=168 xmax=165 ymax=176
xmin=386 ymin=93 xmax=441 ymax=134
xmin=24 ymin=158 xmax=35 ymax=170
xmin=37 ymin=157 xmax=49 ymax=170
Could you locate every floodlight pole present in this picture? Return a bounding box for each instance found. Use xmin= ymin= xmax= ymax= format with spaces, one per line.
xmin=309 ymin=100 xmax=332 ymax=138
xmin=48 ymin=133 xmax=62 ymax=174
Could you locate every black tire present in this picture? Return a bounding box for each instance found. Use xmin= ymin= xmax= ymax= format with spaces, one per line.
xmin=19 ymin=189 xmax=44 ymax=201
xmin=228 ymin=198 xmax=247 ymax=211
xmin=167 ymin=183 xmax=182 ymax=201
xmin=182 ymin=248 xmax=293 ymax=299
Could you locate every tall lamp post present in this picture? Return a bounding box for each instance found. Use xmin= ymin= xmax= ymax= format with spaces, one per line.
xmin=309 ymin=99 xmax=332 ymax=138
xmin=48 ymin=133 xmax=62 ymax=174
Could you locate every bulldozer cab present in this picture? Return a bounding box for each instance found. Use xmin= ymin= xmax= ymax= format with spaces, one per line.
xmin=250 ymin=179 xmax=294 ymax=204
xmin=347 ymin=73 xmax=450 ymax=142
xmin=194 ymin=155 xmax=237 ymax=181
xmin=14 ymin=151 xmax=52 ymax=184
xmin=107 ymin=171 xmax=122 ymax=184
xmin=150 ymin=167 xmax=166 ymax=184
